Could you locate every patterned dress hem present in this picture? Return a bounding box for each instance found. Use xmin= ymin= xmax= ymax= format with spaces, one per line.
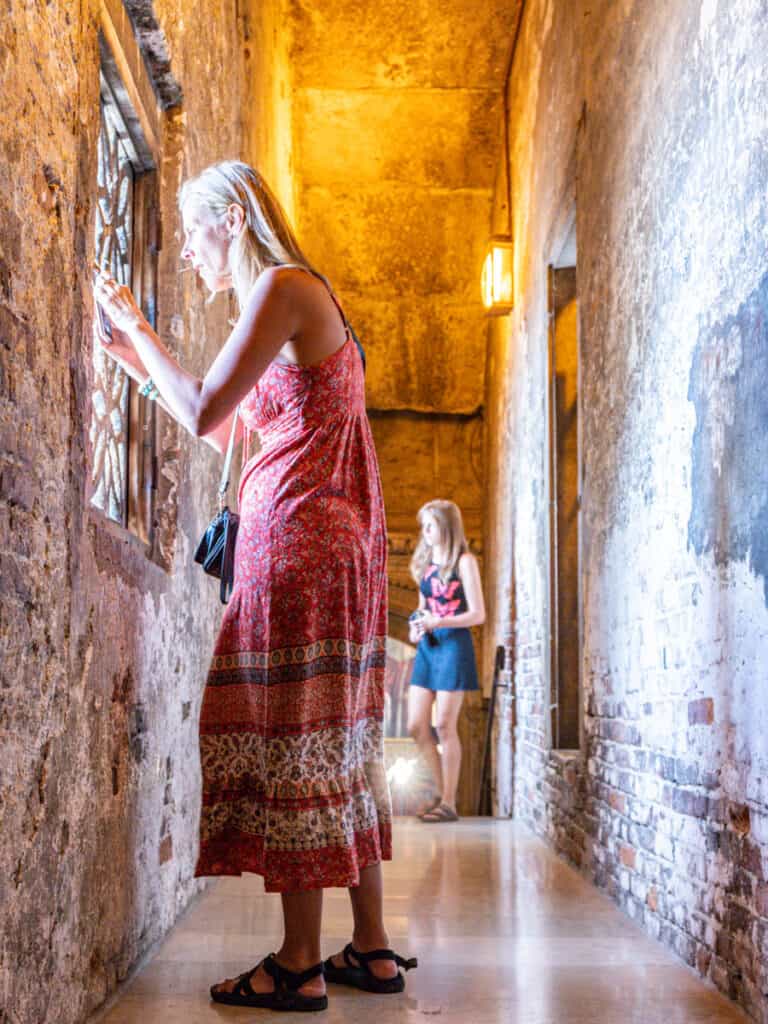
xmin=194 ymin=823 xmax=393 ymax=892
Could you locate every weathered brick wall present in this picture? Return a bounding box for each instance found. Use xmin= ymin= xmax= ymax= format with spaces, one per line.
xmin=0 ymin=4 xmax=248 ymax=1023
xmin=487 ymin=0 xmax=768 ymax=1020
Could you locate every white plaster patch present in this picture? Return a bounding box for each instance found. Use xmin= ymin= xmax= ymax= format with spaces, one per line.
xmin=700 ymin=0 xmax=718 ymax=35
xmin=696 ymin=321 xmax=742 ymax=475
xmin=750 ymin=810 xmax=768 ymax=844
xmin=720 ymin=759 xmax=742 ymax=799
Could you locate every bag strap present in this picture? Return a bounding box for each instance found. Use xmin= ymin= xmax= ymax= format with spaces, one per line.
xmin=220 ymin=517 xmax=237 ymax=604
xmin=218 ymin=406 xmax=240 ymax=509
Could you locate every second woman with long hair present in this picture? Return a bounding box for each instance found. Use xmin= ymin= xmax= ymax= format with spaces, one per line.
xmin=407 ymin=500 xmax=485 ymax=822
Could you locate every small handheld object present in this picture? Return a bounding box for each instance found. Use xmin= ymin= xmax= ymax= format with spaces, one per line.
xmin=408 ymin=610 xmax=438 ymax=647
xmin=96 ymin=301 xmax=113 ymax=343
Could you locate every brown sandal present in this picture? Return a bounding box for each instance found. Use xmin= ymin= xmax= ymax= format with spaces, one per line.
xmin=419 ymin=803 xmax=459 ymax=823
xmin=415 ymin=795 xmax=441 ymax=819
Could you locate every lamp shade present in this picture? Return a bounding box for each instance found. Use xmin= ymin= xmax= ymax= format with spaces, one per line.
xmin=481 ymin=237 xmax=514 ymax=315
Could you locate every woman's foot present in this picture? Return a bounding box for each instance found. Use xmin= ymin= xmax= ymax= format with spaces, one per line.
xmin=211 ymin=952 xmax=326 ymax=1000
xmin=328 ymin=935 xmax=398 ymax=981
xmin=419 ymin=802 xmax=459 ymax=822
xmin=415 ymin=794 xmax=441 ymax=819
xmin=324 ymin=943 xmax=418 ymax=994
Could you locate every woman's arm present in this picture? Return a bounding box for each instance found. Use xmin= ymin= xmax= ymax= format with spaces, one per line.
xmin=94 ymin=266 xmax=298 ymax=439
xmin=93 ymin=320 xmax=241 ymax=453
xmin=422 ymin=553 xmax=485 ymax=630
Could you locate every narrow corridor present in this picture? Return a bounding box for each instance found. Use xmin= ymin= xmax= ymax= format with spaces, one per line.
xmin=4 ymin=2 xmax=768 ymax=1023
xmin=97 ymin=820 xmax=746 ymax=1024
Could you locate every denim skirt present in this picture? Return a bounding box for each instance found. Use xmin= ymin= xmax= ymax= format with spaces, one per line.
xmin=410 ymin=627 xmax=479 ymax=692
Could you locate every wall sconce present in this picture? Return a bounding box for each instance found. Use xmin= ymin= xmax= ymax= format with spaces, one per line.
xmin=481 ymin=236 xmax=514 ymax=315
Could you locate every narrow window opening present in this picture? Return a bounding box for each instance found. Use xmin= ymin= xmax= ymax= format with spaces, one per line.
xmin=548 ymin=219 xmax=581 ymax=751
xmin=90 ymin=33 xmax=159 ymax=548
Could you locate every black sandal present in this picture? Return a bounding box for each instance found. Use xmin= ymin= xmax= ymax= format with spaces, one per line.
xmin=210 ymin=953 xmax=328 ymax=1012
xmin=323 ymin=943 xmax=418 ymax=994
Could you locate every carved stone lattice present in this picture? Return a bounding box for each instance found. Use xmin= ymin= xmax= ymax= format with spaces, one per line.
xmin=90 ymin=99 xmax=134 ymax=523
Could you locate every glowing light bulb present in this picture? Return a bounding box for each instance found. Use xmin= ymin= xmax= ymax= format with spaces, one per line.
xmin=481 ymin=238 xmax=514 ymax=315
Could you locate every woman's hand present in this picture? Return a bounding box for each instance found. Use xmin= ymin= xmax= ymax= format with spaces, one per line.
xmin=93 ymin=266 xmax=146 ymax=334
xmin=93 ymin=310 xmax=140 ymax=367
xmin=408 ymin=611 xmax=427 ymax=644
xmin=420 ymin=611 xmax=440 ymax=633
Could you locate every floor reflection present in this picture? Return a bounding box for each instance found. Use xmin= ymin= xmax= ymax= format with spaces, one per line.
xmin=98 ymin=819 xmax=747 ymax=1024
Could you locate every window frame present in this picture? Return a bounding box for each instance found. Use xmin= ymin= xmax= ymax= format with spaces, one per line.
xmin=89 ymin=7 xmax=162 ymax=554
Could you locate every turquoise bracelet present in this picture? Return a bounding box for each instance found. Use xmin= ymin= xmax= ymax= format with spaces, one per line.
xmin=139 ymin=378 xmax=159 ymax=401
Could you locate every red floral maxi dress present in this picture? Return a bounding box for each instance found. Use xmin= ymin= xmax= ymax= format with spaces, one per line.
xmin=194 ymin=317 xmax=392 ymax=893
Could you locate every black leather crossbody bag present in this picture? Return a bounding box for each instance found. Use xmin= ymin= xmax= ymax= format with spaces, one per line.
xmin=193 ymin=408 xmax=240 ymax=604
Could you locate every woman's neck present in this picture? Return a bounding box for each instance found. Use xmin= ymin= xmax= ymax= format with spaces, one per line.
xmin=431 ymin=546 xmax=447 ymax=567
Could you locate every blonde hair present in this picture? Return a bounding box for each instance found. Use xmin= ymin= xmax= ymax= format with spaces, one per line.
xmin=409 ymin=500 xmax=469 ymax=584
xmin=177 ymin=160 xmax=317 ymax=307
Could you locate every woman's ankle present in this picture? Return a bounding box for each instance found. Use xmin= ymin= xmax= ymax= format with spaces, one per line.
xmin=276 ymin=944 xmax=322 ymax=969
xmin=351 ymin=928 xmax=391 ymax=952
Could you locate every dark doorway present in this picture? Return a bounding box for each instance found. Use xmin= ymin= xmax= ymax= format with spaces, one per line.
xmin=548 ymin=255 xmax=581 ymax=750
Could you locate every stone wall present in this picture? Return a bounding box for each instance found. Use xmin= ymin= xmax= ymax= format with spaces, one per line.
xmin=245 ymin=0 xmax=296 ymax=216
xmin=486 ymin=0 xmax=768 ymax=1019
xmin=0 ymin=4 xmax=248 ymax=1022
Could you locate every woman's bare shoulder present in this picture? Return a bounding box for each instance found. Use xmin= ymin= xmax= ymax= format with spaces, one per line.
xmin=259 ymin=265 xmax=330 ymax=318
xmin=263 ymin=264 xmax=320 ymax=293
xmin=458 ymin=551 xmax=478 ymax=572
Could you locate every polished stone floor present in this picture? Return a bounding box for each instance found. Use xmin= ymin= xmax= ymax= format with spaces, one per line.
xmin=98 ymin=819 xmax=747 ymax=1023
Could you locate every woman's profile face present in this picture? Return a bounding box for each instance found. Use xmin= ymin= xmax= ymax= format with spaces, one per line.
xmin=180 ymin=198 xmax=232 ymax=293
xmin=421 ymin=512 xmax=441 ymax=548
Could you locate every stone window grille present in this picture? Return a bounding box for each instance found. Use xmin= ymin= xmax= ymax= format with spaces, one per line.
xmin=90 ymin=34 xmax=159 ymax=548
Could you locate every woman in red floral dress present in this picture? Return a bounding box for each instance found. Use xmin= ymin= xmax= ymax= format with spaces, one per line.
xmin=92 ymin=160 xmax=416 ymax=1012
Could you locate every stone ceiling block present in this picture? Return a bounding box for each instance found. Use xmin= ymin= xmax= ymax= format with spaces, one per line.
xmin=289 ymin=0 xmax=522 ymax=90
xmin=286 ymin=0 xmax=522 ymax=415
xmin=398 ymin=298 xmax=487 ymax=412
xmin=300 ymin=183 xmax=491 ymax=299
xmin=295 ymin=87 xmax=500 ymax=191
xmin=342 ymin=295 xmax=487 ymax=413
xmin=370 ymin=412 xmax=484 ymax=526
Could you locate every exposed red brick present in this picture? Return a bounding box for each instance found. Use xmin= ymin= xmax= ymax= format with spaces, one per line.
xmin=696 ymin=947 xmax=712 ymax=977
xmin=619 ymin=844 xmax=636 ymax=869
xmin=756 ymin=885 xmax=768 ymax=919
xmin=159 ymin=835 xmax=173 ymax=865
xmin=646 ymin=887 xmax=658 ymax=913
xmin=687 ymin=698 xmax=714 ymax=726
xmin=609 ymin=791 xmax=626 ymax=814
xmin=728 ymin=803 xmax=751 ymax=836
